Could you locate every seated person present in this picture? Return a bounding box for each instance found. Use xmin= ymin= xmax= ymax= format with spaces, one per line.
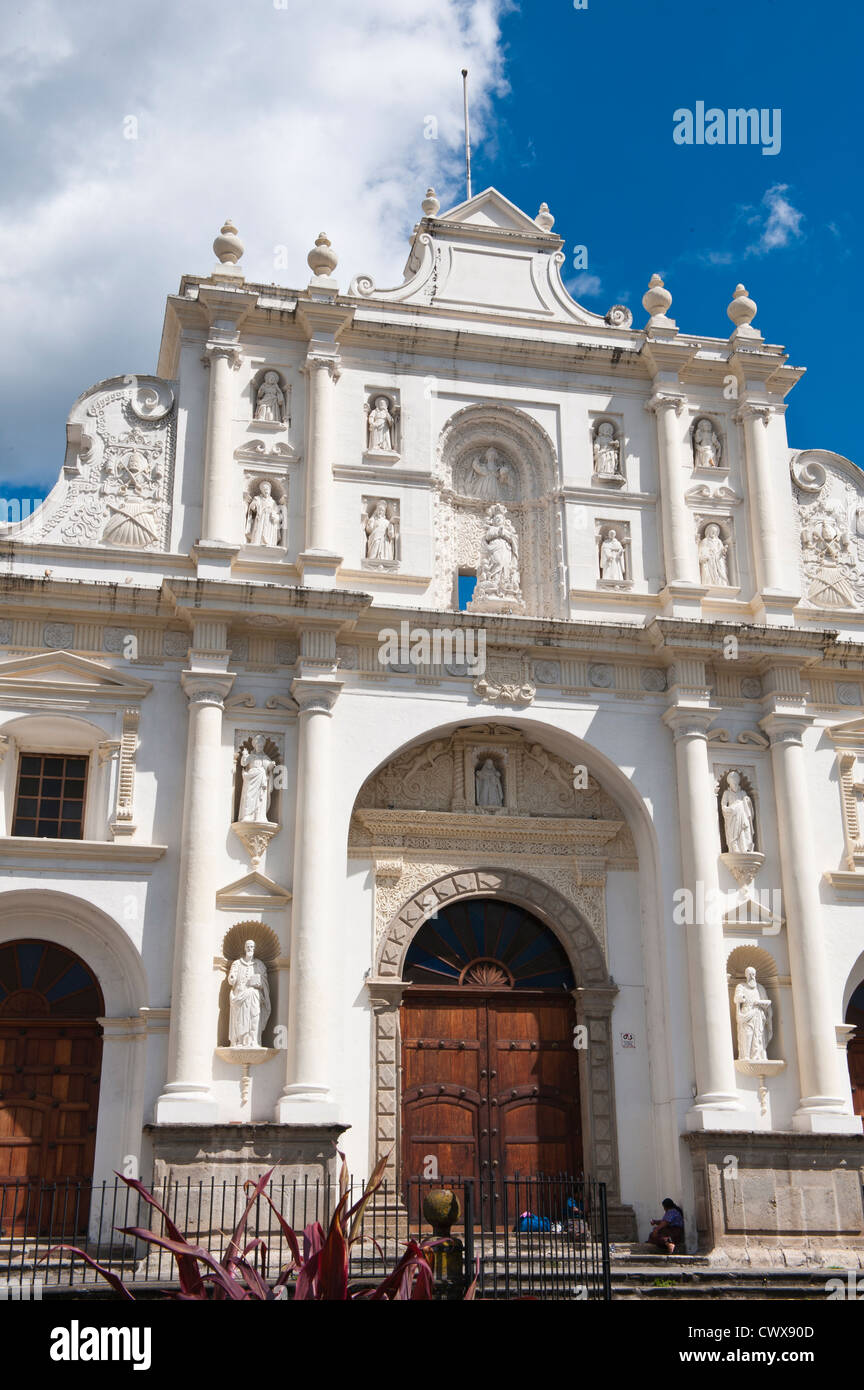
xmin=647 ymin=1198 xmax=684 ymax=1254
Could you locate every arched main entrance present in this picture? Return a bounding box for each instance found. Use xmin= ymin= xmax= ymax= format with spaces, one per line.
xmin=400 ymin=899 xmax=582 ymax=1208
xmin=0 ymin=940 xmax=104 ymax=1234
xmin=846 ymin=983 xmax=864 ymax=1117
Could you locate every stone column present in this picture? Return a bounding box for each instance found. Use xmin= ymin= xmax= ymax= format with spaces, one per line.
xmin=200 ymin=344 xmax=241 ymax=545
xmin=663 ymin=699 xmax=742 ymax=1126
xmin=276 ymin=670 xmax=345 ymax=1124
xmin=735 ymin=403 xmax=787 ymax=597
xmin=761 ymin=708 xmax=861 ymax=1132
xmin=154 ymin=667 xmax=234 ymax=1122
xmin=197 ymin=284 xmax=256 ymax=550
xmin=304 ymin=355 xmax=339 ymax=554
xmin=646 ymin=392 xmax=701 ymax=592
xmin=295 ymin=300 xmax=353 ymax=584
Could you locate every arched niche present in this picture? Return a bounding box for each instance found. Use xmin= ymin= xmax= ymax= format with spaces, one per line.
xmin=433 ymin=404 xmax=565 ymax=618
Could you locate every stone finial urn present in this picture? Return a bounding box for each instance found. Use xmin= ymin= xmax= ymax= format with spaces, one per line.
xmin=422 ymin=1187 xmax=460 ymax=1236
xmin=642 ymin=272 xmax=672 ymax=318
xmin=727 ymin=283 xmax=758 ymax=331
xmin=307 ymin=232 xmax=338 ymax=278
xmin=213 ymin=219 xmax=244 ymax=265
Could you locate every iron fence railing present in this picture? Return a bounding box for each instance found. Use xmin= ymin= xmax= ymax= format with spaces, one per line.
xmin=0 ymin=1172 xmax=610 ymax=1300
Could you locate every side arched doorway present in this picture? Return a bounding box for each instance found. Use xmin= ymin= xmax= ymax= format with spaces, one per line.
xmin=846 ymin=983 xmax=864 ymax=1117
xmin=0 ymin=940 xmax=104 ymax=1234
xmin=400 ymin=899 xmax=582 ymax=1213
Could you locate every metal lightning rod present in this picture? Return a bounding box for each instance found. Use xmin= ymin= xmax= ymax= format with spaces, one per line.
xmin=462 ymin=68 xmax=472 ymax=201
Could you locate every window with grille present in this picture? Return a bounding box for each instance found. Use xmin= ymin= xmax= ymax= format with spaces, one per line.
xmin=12 ymin=754 xmax=88 ymax=839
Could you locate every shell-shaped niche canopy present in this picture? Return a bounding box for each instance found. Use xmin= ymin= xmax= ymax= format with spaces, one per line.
xmin=439 ymin=403 xmax=558 ymax=503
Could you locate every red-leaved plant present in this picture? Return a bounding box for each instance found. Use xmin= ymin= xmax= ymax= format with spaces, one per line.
xmin=48 ymin=1153 xmax=470 ymax=1301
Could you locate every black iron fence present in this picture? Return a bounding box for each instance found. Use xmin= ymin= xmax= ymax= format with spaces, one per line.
xmin=0 ymin=1172 xmax=610 ymax=1301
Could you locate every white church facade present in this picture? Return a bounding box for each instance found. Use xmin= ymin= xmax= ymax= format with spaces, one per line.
xmin=0 ymin=187 xmax=862 ymax=1262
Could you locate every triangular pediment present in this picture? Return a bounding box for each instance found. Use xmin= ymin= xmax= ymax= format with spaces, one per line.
xmin=438 ymin=187 xmax=558 ymax=238
xmin=827 ymin=717 xmax=864 ymax=747
xmin=0 ymin=651 xmax=152 ymax=699
xmin=216 ymin=870 xmax=292 ymax=910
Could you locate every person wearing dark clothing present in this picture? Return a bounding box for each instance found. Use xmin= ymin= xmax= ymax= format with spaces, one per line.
xmin=648 ymin=1197 xmax=685 ymax=1253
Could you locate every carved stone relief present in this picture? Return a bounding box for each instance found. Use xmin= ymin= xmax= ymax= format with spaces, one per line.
xmin=361 ymin=497 xmax=400 ymax=568
xmin=792 ymin=453 xmax=864 ymax=609
xmin=364 ymin=392 xmax=400 ymax=457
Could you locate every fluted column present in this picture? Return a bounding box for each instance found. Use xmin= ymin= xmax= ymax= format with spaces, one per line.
xmin=646 ymin=392 xmax=701 ymax=590
xmin=155 ymin=670 xmax=234 ymax=1122
xmin=735 ymin=402 xmax=787 ymax=596
xmin=663 ymin=703 xmax=742 ymax=1125
xmin=761 ymin=710 xmax=862 ymax=1132
xmin=200 ymin=344 xmax=241 ymax=545
xmin=277 ymin=673 xmax=345 ymax=1123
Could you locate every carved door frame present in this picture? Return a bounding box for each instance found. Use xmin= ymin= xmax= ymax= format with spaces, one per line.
xmin=367 ymin=868 xmax=625 ymax=1212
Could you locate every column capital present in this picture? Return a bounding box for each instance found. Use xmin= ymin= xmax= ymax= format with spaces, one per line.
xmin=759 ymin=711 xmax=812 ymax=748
xmin=181 ymin=670 xmax=236 ymax=708
xmin=644 ymin=390 xmax=687 ymax=417
xmin=302 ymin=352 xmax=341 ymax=383
xmin=201 ymin=343 xmax=242 ymax=371
xmin=290 ymin=676 xmax=344 ymax=715
xmin=733 ymin=401 xmax=775 ymax=427
xmin=662 ymin=705 xmax=715 ymax=741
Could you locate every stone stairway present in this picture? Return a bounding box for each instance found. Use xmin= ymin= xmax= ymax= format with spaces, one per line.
xmin=610 ymin=1250 xmax=840 ymax=1300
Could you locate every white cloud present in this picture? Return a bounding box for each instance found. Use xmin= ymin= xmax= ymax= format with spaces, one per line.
xmin=566 ymin=272 xmax=604 ymax=299
xmin=0 ymin=0 xmax=509 ymax=486
xmin=746 ymin=184 xmax=804 ymax=255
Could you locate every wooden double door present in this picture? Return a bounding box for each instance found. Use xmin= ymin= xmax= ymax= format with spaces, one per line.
xmin=401 ymin=989 xmax=582 ymax=1212
xmin=0 ymin=940 xmax=104 ymax=1235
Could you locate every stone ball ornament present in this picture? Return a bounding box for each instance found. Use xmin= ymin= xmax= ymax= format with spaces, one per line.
xmin=422 ymin=1187 xmax=461 ymax=1234
xmin=642 ymin=273 xmax=672 ymax=318
xmin=727 ymin=283 xmax=758 ymax=330
xmin=308 ymin=231 xmax=338 ymax=278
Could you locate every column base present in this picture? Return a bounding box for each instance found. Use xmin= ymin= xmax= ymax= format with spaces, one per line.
xmin=792 ymin=1101 xmax=863 ymax=1135
xmin=192 ymin=541 xmax=240 ymax=578
xmin=297 ymin=550 xmax=343 ymax=587
xmin=658 ymin=582 xmax=708 ymax=618
xmin=685 ymin=1095 xmax=746 ymax=1132
xmin=276 ymin=1084 xmax=346 ymax=1127
xmin=153 ymin=1084 xmax=219 ymax=1125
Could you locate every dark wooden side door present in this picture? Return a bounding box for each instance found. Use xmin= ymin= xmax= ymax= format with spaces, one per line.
xmin=401 ymin=990 xmax=581 ymax=1219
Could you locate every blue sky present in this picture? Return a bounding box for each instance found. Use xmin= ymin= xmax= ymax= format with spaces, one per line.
xmin=0 ymin=0 xmax=859 ymax=501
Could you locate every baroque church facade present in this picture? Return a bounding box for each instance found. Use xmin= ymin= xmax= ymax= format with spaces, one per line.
xmin=0 ymin=187 xmax=863 ymax=1262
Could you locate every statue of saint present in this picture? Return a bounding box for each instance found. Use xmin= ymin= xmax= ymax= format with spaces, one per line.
xmin=228 ymin=940 xmax=271 ymax=1048
xmin=471 ymin=447 xmax=511 ymax=501
xmin=363 ymin=500 xmax=398 ymax=562
xmin=600 ymin=528 xmax=626 ymax=581
xmin=238 ymin=735 xmax=276 ymax=823
xmin=245 ymin=481 xmax=287 ymax=548
xmin=734 ymin=966 xmax=773 ymax=1063
xmin=593 ymin=422 xmax=621 ymax=477
xmin=698 ymin=523 xmax=730 ymax=586
xmin=721 ymin=770 xmax=755 ymax=853
xmin=693 ymin=419 xmax=722 ymax=469
xmin=366 ymin=396 xmax=395 ymax=452
xmin=475 ymin=758 xmax=504 ymax=808
xmin=254 ymin=372 xmax=286 ymax=424
xmin=478 ymin=503 xmax=521 ymax=596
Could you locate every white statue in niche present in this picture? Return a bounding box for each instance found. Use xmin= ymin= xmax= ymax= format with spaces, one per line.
xmin=228 ymin=940 xmax=272 ymax=1048
xmin=599 ymin=528 xmax=626 ymax=582
xmin=734 ymin=966 xmax=773 ymax=1063
xmin=721 ymin=770 xmax=756 ymax=853
xmin=245 ymin=481 xmax=287 ymax=548
xmin=470 ymin=446 xmax=511 ymax=501
xmin=365 ymin=396 xmax=396 ymax=453
xmin=477 ymin=503 xmax=521 ymax=597
xmin=693 ymin=418 xmax=722 ymax=470
xmin=238 ymin=736 xmax=277 ymax=823
xmin=698 ymin=523 xmax=730 ymax=586
xmin=254 ymin=372 xmax=286 ymax=424
xmin=593 ymin=422 xmax=621 ymax=478
xmin=363 ymin=500 xmax=398 ymax=562
xmin=475 ymin=758 xmax=504 ymax=808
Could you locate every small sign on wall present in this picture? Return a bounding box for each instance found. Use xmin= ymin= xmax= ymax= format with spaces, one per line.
xmin=620 ymin=1032 xmax=636 ymax=1049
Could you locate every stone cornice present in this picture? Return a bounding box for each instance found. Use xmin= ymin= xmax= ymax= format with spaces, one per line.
xmin=353 ymin=808 xmax=624 ymax=852
xmin=0 ymin=837 xmax=167 ymax=862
